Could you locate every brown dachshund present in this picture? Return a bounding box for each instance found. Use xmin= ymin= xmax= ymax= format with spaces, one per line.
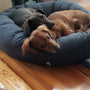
xmin=22 ymin=10 xmax=90 ymax=54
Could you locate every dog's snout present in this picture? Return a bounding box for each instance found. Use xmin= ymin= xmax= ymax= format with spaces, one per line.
xmin=51 ymin=22 xmax=55 ymax=27
xmin=48 ymin=21 xmax=55 ymax=29
xmin=54 ymin=45 xmax=60 ymax=52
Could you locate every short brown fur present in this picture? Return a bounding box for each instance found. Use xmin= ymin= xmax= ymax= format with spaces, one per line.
xmin=22 ymin=10 xmax=90 ymax=54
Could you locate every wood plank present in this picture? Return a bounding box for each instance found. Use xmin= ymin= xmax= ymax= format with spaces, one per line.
xmin=0 ymin=50 xmax=45 ymax=90
xmin=73 ymin=64 xmax=90 ymax=78
xmin=14 ymin=59 xmax=90 ymax=90
xmin=1 ymin=50 xmax=90 ymax=90
xmin=14 ymin=60 xmax=65 ymax=90
xmin=0 ymin=59 xmax=32 ymax=90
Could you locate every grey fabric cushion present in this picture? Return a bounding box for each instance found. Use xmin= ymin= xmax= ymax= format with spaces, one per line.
xmin=0 ymin=0 xmax=90 ymax=66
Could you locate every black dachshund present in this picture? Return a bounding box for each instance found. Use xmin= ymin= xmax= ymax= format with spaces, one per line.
xmin=11 ymin=8 xmax=54 ymax=34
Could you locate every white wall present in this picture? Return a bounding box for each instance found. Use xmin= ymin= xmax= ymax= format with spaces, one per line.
xmin=0 ymin=0 xmax=12 ymax=12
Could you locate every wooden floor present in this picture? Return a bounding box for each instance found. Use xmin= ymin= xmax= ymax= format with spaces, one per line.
xmin=0 ymin=0 xmax=90 ymax=90
xmin=0 ymin=50 xmax=90 ymax=90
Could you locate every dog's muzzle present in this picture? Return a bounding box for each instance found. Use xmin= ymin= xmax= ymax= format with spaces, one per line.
xmin=54 ymin=45 xmax=60 ymax=52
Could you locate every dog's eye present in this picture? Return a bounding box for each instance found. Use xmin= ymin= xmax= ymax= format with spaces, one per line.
xmin=47 ymin=35 xmax=51 ymax=40
xmin=40 ymin=44 xmax=46 ymax=48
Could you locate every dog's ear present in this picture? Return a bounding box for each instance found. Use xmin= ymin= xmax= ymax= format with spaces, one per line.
xmin=28 ymin=19 xmax=37 ymax=32
xmin=28 ymin=19 xmax=34 ymax=25
xmin=28 ymin=41 xmax=39 ymax=54
xmin=36 ymin=9 xmax=47 ymax=16
xmin=22 ymin=38 xmax=38 ymax=55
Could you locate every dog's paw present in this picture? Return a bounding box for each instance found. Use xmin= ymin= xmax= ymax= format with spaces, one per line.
xmin=64 ymin=30 xmax=74 ymax=35
xmin=69 ymin=30 xmax=74 ymax=34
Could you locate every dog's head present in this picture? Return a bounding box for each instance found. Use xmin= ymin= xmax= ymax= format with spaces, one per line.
xmin=22 ymin=11 xmax=55 ymax=34
xmin=22 ymin=24 xmax=60 ymax=54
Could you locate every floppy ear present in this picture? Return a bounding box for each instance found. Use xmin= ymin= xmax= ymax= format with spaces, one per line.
xmin=36 ymin=9 xmax=47 ymax=16
xmin=21 ymin=38 xmax=38 ymax=55
xmin=28 ymin=19 xmax=37 ymax=32
xmin=28 ymin=41 xmax=39 ymax=54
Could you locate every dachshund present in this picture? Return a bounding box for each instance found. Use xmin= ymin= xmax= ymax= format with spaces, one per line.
xmin=11 ymin=8 xmax=54 ymax=34
xmin=22 ymin=10 xmax=90 ymax=54
xmin=22 ymin=12 xmax=55 ymax=34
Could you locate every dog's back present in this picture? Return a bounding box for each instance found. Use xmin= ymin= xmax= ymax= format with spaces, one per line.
xmin=48 ymin=10 xmax=90 ymax=23
xmin=11 ymin=8 xmax=35 ymax=26
xmin=48 ymin=10 xmax=90 ymax=33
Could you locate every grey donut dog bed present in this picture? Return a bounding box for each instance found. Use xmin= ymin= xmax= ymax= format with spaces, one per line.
xmin=0 ymin=0 xmax=90 ymax=66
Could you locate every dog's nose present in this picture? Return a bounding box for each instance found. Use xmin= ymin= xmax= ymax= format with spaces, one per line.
xmin=54 ymin=45 xmax=60 ymax=52
xmin=49 ymin=22 xmax=55 ymax=29
xmin=51 ymin=22 xmax=55 ymax=27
